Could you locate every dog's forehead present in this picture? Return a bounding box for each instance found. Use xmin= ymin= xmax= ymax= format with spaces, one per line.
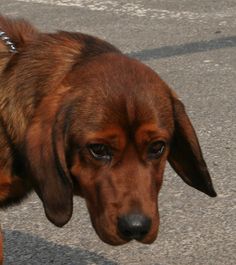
xmin=70 ymin=53 xmax=174 ymax=136
xmin=71 ymin=53 xmax=170 ymax=97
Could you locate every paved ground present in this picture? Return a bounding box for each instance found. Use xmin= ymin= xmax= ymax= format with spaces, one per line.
xmin=0 ymin=0 xmax=236 ymax=264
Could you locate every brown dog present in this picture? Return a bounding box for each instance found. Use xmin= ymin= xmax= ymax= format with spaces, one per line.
xmin=0 ymin=15 xmax=216 ymax=264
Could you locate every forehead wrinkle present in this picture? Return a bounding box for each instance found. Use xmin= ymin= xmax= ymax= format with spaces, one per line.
xmin=85 ymin=126 xmax=124 ymax=140
xmin=101 ymin=88 xmax=170 ymax=139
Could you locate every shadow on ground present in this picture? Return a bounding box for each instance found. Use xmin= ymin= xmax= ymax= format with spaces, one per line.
xmin=3 ymin=230 xmax=118 ymax=265
xmin=127 ymin=35 xmax=236 ymax=61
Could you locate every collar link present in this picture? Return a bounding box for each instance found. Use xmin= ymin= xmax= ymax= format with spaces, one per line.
xmin=0 ymin=30 xmax=18 ymax=53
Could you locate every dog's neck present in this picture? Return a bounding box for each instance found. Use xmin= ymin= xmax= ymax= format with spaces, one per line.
xmin=0 ymin=30 xmax=17 ymax=53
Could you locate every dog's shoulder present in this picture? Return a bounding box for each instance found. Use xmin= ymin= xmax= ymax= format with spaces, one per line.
xmin=0 ymin=15 xmax=38 ymax=52
xmin=0 ymin=15 xmax=38 ymax=73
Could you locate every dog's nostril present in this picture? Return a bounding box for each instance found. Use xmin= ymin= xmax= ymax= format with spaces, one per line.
xmin=118 ymin=214 xmax=151 ymax=241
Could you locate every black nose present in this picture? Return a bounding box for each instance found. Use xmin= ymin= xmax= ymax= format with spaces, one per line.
xmin=118 ymin=214 xmax=151 ymax=241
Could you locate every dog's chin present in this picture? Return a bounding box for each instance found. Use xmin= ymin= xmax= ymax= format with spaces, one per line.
xmin=94 ymin=226 xmax=158 ymax=246
xmin=99 ymin=235 xmax=131 ymax=246
xmin=98 ymin=234 xmax=157 ymax=246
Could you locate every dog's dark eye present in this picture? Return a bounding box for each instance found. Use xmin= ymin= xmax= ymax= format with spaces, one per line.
xmin=147 ymin=141 xmax=165 ymax=160
xmin=88 ymin=144 xmax=112 ymax=161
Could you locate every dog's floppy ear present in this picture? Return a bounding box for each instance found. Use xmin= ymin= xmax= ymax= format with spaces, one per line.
xmin=25 ymin=98 xmax=73 ymax=227
xmin=168 ymin=94 xmax=217 ymax=197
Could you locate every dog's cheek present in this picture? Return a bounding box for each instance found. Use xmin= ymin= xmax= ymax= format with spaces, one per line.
xmin=69 ymin=152 xmax=91 ymax=196
xmin=151 ymin=165 xmax=165 ymax=193
xmin=70 ymin=162 xmax=83 ymax=196
xmin=70 ymin=162 xmax=100 ymax=207
xmin=70 ymin=169 xmax=90 ymax=198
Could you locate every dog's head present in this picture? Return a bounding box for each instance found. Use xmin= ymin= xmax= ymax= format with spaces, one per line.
xmin=26 ymin=53 xmax=216 ymax=245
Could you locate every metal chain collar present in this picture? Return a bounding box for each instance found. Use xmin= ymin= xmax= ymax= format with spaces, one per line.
xmin=0 ymin=30 xmax=18 ymax=53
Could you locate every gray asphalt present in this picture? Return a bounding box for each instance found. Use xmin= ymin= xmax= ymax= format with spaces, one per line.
xmin=0 ymin=1 xmax=236 ymax=264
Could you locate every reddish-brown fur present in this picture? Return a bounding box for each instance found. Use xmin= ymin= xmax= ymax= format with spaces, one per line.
xmin=0 ymin=15 xmax=216 ymax=263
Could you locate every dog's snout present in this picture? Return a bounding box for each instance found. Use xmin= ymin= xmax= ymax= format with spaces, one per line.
xmin=118 ymin=214 xmax=151 ymax=241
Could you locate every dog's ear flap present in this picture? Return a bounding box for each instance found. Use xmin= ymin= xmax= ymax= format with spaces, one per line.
xmin=25 ymin=102 xmax=73 ymax=227
xmin=168 ymin=94 xmax=217 ymax=197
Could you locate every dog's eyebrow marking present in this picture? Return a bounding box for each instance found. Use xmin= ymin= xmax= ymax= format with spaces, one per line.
xmin=84 ymin=127 xmax=126 ymax=149
xmin=135 ymin=123 xmax=171 ymax=144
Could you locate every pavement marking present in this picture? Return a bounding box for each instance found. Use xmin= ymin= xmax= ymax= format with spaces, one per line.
xmin=16 ymin=0 xmax=236 ymax=20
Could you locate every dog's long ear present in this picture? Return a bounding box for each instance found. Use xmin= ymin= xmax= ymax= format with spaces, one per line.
xmin=25 ymin=98 xmax=73 ymax=227
xmin=168 ymin=94 xmax=217 ymax=197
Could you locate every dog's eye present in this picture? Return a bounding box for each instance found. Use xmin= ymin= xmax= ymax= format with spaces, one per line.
xmin=147 ymin=141 xmax=165 ymax=160
xmin=88 ymin=144 xmax=112 ymax=161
